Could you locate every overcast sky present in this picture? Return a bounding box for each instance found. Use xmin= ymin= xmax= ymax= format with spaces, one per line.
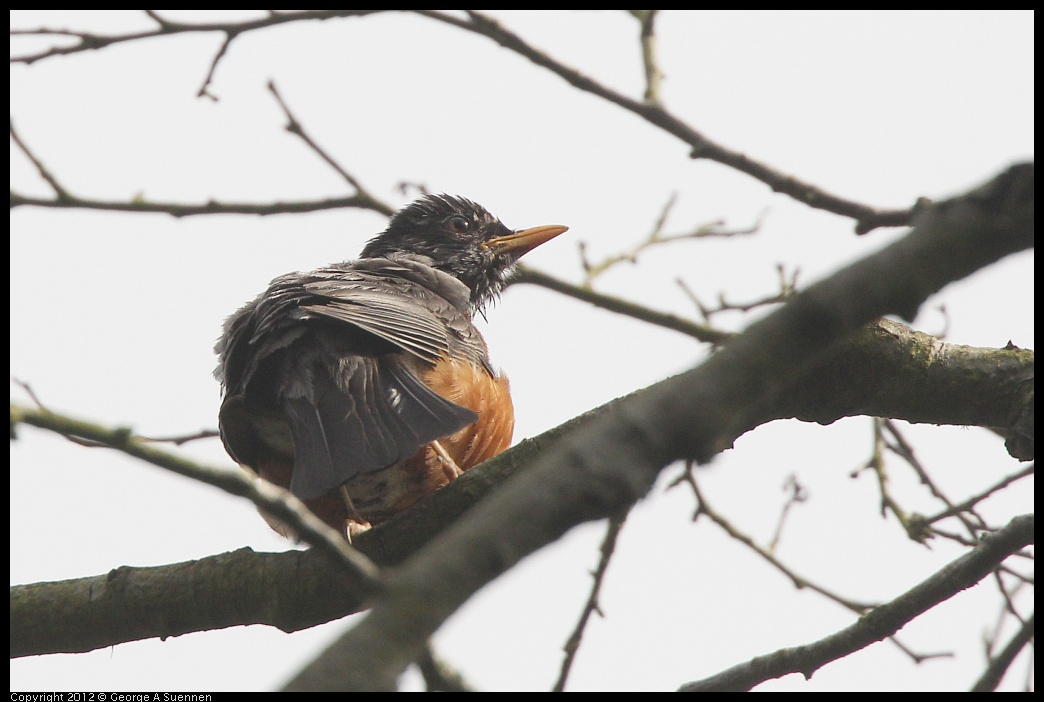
xmin=10 ymin=10 xmax=1034 ymax=692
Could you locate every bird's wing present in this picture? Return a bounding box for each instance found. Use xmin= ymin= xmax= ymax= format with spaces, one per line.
xmin=216 ymin=262 xmax=482 ymax=500
xmin=298 ymin=294 xmax=451 ymax=364
xmin=278 ymin=351 xmax=477 ymax=500
xmin=297 ymin=260 xmax=483 ymax=365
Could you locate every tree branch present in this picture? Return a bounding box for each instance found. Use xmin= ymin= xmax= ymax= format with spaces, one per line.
xmin=510 ymin=265 xmax=732 ymax=346
xmin=14 ymin=10 xmax=911 ymax=232
xmin=554 ymin=510 xmax=629 ymax=692
xmin=679 ymin=514 xmax=1034 ymax=691
xmin=10 ymin=284 xmax=1031 ymax=657
xmin=9 ymin=405 xmax=380 ymax=585
xmin=10 ymin=398 xmax=604 ymax=656
xmin=416 ymin=10 xmax=914 ymax=234
xmin=266 ymin=80 xmax=395 ymax=216
xmin=10 ymin=190 xmax=390 ymax=217
xmin=10 ymin=11 xmax=385 ymax=66
xmin=278 ymin=163 xmax=1034 ymax=690
xmin=972 ymin=611 xmax=1035 ymax=692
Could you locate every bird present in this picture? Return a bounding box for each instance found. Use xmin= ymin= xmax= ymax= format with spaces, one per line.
xmin=214 ymin=194 xmax=568 ymax=539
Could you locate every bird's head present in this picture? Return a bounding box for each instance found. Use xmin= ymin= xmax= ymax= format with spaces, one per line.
xmin=360 ymin=194 xmax=568 ymax=312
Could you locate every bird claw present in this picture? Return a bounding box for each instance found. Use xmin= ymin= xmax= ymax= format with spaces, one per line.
xmin=432 ymin=439 xmax=464 ymax=480
xmin=344 ymin=519 xmax=372 ymax=543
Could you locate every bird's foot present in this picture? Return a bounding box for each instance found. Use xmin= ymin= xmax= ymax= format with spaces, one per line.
xmin=343 ymin=519 xmax=372 ymax=543
xmin=338 ymin=484 xmax=372 ymax=543
xmin=431 ymin=439 xmax=464 ymax=480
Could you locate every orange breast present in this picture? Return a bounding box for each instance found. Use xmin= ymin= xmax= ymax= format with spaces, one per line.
xmin=421 ymin=356 xmax=514 ymax=470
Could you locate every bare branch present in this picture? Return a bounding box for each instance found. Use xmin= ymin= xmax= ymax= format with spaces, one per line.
xmin=511 ymin=265 xmax=733 ymax=346
xmin=580 ymin=195 xmax=762 ymax=287
xmin=137 ymin=428 xmax=221 ymax=445
xmin=554 ymin=510 xmax=629 ymax=692
xmin=266 ymin=80 xmax=394 ymax=216
xmin=10 ymin=190 xmax=389 ymax=218
xmin=767 ymin=473 xmax=808 ymax=554
xmin=10 ymin=547 xmax=357 ymax=657
xmin=971 ymin=612 xmax=1035 ymax=692
xmin=10 ymin=119 xmax=69 ymax=198
xmin=13 ymin=10 xmax=912 ymax=231
xmin=680 ymin=261 xmax=797 ymax=322
xmin=10 ymin=11 xmax=386 ymax=66
xmin=925 ymin=464 xmax=1035 ymax=527
xmin=679 ymin=514 xmax=1034 ymax=691
xmin=415 ymin=10 xmax=914 ymax=233
xmin=9 ymin=403 xmax=380 ymax=584
xmin=628 ymin=10 xmax=663 ymax=105
xmin=679 ymin=465 xmax=873 ymax=613
xmin=197 ymin=30 xmax=235 ymax=100
xmin=881 ymin=418 xmax=988 ymax=539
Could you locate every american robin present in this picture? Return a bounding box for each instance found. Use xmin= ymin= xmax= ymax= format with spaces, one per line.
xmin=214 ymin=194 xmax=567 ymax=539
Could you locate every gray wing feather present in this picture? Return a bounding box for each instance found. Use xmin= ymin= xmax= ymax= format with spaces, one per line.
xmin=216 ymin=257 xmax=485 ymax=501
xmin=282 ymin=354 xmax=477 ymax=500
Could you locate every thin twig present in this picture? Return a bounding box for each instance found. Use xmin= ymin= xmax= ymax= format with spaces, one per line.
xmin=923 ymin=464 xmax=1035 ymax=526
xmin=11 ymin=377 xmax=49 ymax=412
xmin=267 ymin=80 xmax=394 ymax=216
xmin=580 ymin=197 xmax=762 ymax=287
xmin=11 ymin=11 xmax=384 ymax=66
xmin=197 ymin=30 xmax=235 ymax=100
xmin=10 ymin=119 xmax=69 ymax=198
xmin=881 ymin=419 xmax=985 ymax=538
xmin=676 ymin=463 xmax=875 ymax=613
xmin=860 ymin=417 xmax=925 ymax=539
xmin=11 ymin=190 xmax=387 ymax=217
xmin=554 ymin=510 xmax=629 ymax=692
xmin=767 ymin=474 xmax=808 ymax=554
xmin=679 ymin=261 xmax=797 ymax=322
xmin=137 ymin=429 xmax=221 ymax=445
xmin=971 ymin=613 xmax=1035 ymax=692
xmin=628 ymin=11 xmax=663 ymax=105
xmin=510 ymin=265 xmax=732 ymax=346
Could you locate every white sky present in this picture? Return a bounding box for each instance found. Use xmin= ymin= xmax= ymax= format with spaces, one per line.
xmin=10 ymin=10 xmax=1034 ymax=692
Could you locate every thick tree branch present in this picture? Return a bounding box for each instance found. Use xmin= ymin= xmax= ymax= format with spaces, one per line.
xmin=514 ymin=267 xmax=1034 ymax=442
xmin=278 ymin=163 xmax=1033 ymax=690
xmin=9 ymin=398 xmax=600 ymax=657
xmin=11 ymin=164 xmax=1033 ymax=657
xmin=775 ymin=318 xmax=1034 ymax=460
xmin=9 ymin=547 xmax=364 ymax=659
xmin=10 ymin=297 xmax=1031 ymax=657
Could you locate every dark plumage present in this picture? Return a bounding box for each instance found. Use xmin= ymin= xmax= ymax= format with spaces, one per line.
xmin=214 ymin=194 xmax=567 ymax=536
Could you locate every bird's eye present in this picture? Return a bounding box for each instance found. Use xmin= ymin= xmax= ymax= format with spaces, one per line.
xmin=447 ymin=216 xmax=471 ymax=234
